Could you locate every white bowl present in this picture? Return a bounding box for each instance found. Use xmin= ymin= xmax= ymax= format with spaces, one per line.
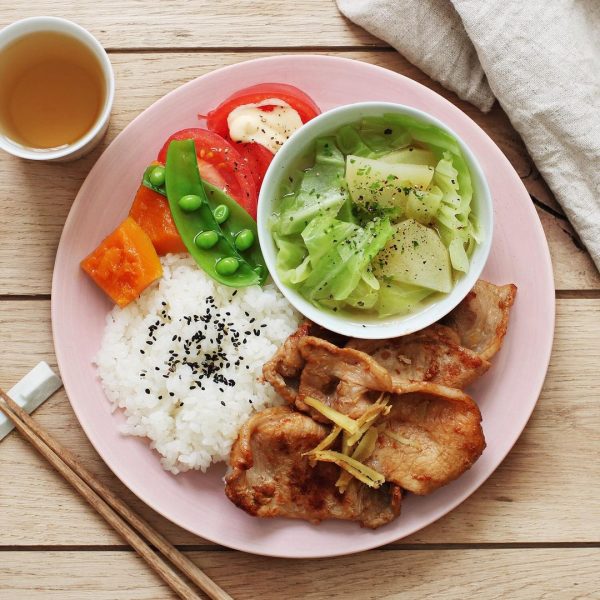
xmin=257 ymin=102 xmax=493 ymax=339
xmin=0 ymin=17 xmax=114 ymax=162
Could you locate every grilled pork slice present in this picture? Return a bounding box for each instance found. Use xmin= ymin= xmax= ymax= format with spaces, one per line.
xmin=444 ymin=280 xmax=517 ymax=361
xmin=262 ymin=321 xmax=312 ymax=405
xmin=365 ymin=386 xmax=485 ymax=495
xmin=225 ymin=406 xmax=401 ymax=529
xmin=347 ymin=324 xmax=490 ymax=389
xmin=296 ymin=336 xmax=393 ymax=419
xmin=262 ymin=322 xmax=348 ymax=406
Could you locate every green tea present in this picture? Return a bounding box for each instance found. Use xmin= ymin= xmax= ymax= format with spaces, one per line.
xmin=0 ymin=30 xmax=105 ymax=149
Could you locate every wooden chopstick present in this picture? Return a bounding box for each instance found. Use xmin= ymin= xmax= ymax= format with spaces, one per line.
xmin=0 ymin=388 xmax=233 ymax=600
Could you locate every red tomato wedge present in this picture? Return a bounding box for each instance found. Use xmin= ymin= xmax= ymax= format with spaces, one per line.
xmin=205 ymin=83 xmax=320 ymax=139
xmin=233 ymin=141 xmax=274 ymax=190
xmin=157 ymin=128 xmax=258 ymax=219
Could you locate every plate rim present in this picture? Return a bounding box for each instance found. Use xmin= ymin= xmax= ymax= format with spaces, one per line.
xmin=51 ymin=54 xmax=555 ymax=558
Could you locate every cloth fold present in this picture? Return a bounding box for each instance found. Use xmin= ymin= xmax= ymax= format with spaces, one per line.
xmin=337 ymin=0 xmax=600 ymax=272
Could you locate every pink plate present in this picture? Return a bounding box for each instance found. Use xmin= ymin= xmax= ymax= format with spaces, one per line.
xmin=52 ymin=56 xmax=555 ymax=558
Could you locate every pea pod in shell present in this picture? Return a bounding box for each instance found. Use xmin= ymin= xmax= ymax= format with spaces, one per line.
xmin=164 ymin=139 xmax=267 ymax=288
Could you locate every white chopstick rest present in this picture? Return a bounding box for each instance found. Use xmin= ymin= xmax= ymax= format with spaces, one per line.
xmin=0 ymin=362 xmax=62 ymax=442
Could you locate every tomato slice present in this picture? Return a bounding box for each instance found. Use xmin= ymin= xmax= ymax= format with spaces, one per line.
xmin=157 ymin=128 xmax=257 ymax=219
xmin=232 ymin=141 xmax=274 ymax=191
xmin=205 ymin=83 xmax=320 ymax=139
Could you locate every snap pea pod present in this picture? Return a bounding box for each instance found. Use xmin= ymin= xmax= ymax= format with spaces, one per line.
xmin=142 ymin=164 xmax=166 ymax=195
xmin=202 ymin=183 xmax=264 ymax=274
xmin=165 ymin=139 xmax=266 ymax=287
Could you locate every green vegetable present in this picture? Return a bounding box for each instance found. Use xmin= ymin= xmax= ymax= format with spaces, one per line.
xmin=344 ymin=277 xmax=378 ymax=310
xmin=215 ymin=257 xmax=240 ymax=275
xmin=269 ymin=115 xmax=480 ymax=317
xmin=214 ymin=204 xmax=230 ymax=224
xmin=142 ymin=164 xmax=166 ymax=195
xmin=432 ymin=152 xmax=475 ymax=272
xmin=234 ymin=229 xmax=255 ymax=251
xmin=195 ymin=230 xmax=219 ymax=250
xmin=335 ymin=125 xmax=372 ymax=157
xmin=376 ymin=281 xmax=433 ymax=317
xmin=148 ymin=165 xmax=165 ymax=187
xmin=165 ymin=139 xmax=266 ymax=288
xmin=273 ymin=137 xmax=350 ymax=235
xmin=359 ymin=116 xmax=411 ymax=151
xmin=379 ymin=146 xmax=436 ymax=166
xmin=300 ymin=216 xmax=392 ymax=304
xmin=179 ymin=194 xmax=203 ymax=212
xmin=273 ymin=232 xmax=311 ymax=285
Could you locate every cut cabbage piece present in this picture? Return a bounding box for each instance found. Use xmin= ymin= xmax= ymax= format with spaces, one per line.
xmin=301 ymin=216 xmax=357 ymax=265
xmin=449 ymin=238 xmax=469 ymax=273
xmin=300 ymin=216 xmax=392 ymax=303
xmin=374 ymin=219 xmax=452 ymax=293
xmin=433 ymin=152 xmax=474 ymax=271
xmin=335 ymin=124 xmax=373 ymax=157
xmin=345 ymin=155 xmax=435 ymax=213
xmin=379 ymin=147 xmax=436 ymax=166
xmin=273 ymin=232 xmax=311 ymax=284
xmin=275 ymin=137 xmax=348 ymax=235
xmin=376 ymin=282 xmax=433 ymax=317
xmin=359 ymin=116 xmax=412 ymax=150
xmin=344 ymin=277 xmax=379 ymax=310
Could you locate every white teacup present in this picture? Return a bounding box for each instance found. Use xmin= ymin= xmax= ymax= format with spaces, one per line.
xmin=0 ymin=16 xmax=114 ymax=161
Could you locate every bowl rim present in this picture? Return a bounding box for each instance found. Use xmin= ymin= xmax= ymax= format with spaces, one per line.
xmin=257 ymin=100 xmax=493 ymax=339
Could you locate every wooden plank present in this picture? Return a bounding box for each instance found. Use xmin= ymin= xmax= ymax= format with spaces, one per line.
xmin=0 ymin=299 xmax=598 ymax=546
xmin=0 ymin=51 xmax=596 ymax=295
xmin=1 ymin=548 xmax=598 ymax=599
xmin=0 ymin=1 xmax=379 ymax=49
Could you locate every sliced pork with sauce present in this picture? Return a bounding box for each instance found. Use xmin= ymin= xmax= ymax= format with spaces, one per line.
xmin=225 ymin=406 xmax=402 ymax=528
xmin=234 ymin=279 xmax=516 ymax=528
xmin=347 ymin=324 xmax=490 ymax=389
xmin=296 ymin=336 xmax=392 ymax=419
xmin=443 ymin=280 xmax=517 ymax=361
xmin=365 ymin=387 xmax=485 ymax=495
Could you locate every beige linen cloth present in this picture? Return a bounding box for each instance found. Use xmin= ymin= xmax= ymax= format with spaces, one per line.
xmin=337 ymin=0 xmax=600 ymax=272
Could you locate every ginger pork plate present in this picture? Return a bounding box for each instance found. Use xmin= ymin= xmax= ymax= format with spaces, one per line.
xmin=52 ymin=56 xmax=554 ymax=558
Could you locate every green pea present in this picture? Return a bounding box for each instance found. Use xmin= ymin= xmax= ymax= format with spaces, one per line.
xmin=149 ymin=165 xmax=165 ymax=187
xmin=194 ymin=230 xmax=219 ymax=250
xmin=213 ymin=204 xmax=230 ymax=224
xmin=179 ymin=194 xmax=203 ymax=212
xmin=234 ymin=228 xmax=255 ymax=251
xmin=215 ymin=256 xmax=239 ymax=276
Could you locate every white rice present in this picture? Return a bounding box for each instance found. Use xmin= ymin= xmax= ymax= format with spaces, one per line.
xmin=95 ymin=254 xmax=300 ymax=473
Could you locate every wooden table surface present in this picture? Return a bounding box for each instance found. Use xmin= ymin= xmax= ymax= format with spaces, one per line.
xmin=1 ymin=3 xmax=599 ymax=599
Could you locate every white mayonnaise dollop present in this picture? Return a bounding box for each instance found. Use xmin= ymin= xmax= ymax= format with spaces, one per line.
xmin=227 ymin=99 xmax=303 ymax=154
